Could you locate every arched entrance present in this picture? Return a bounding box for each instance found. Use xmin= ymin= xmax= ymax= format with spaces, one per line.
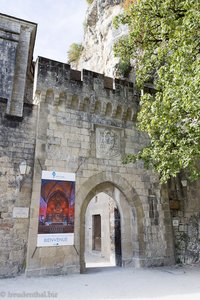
xmin=84 ymin=192 xmax=122 ymax=268
xmin=74 ymin=172 xmax=145 ymax=273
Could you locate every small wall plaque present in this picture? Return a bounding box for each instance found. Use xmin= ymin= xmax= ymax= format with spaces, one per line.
xmin=173 ymin=219 xmax=179 ymax=226
xmin=13 ymin=207 xmax=29 ymax=219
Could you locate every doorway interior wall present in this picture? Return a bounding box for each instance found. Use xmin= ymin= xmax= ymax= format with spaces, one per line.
xmin=85 ymin=192 xmax=118 ymax=268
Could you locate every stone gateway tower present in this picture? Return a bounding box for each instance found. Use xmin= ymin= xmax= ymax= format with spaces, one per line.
xmin=0 ymin=13 xmax=199 ymax=278
xmin=25 ymin=57 xmax=174 ymax=276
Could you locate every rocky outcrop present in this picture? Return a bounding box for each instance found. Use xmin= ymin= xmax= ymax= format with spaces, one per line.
xmin=76 ymin=0 xmax=128 ymax=77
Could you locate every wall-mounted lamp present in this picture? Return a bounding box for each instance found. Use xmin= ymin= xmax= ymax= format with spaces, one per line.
xmin=18 ymin=160 xmax=30 ymax=191
xmin=19 ymin=160 xmax=27 ymax=175
xmin=181 ymin=179 xmax=187 ymax=187
xmin=19 ymin=160 xmax=30 ymax=175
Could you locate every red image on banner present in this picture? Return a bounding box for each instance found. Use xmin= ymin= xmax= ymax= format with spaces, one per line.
xmin=38 ymin=179 xmax=75 ymax=235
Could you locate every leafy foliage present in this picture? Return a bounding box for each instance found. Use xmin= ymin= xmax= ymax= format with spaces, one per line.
xmin=67 ymin=43 xmax=83 ymax=63
xmin=114 ymin=0 xmax=200 ymax=182
xmin=115 ymin=58 xmax=131 ymax=78
xmin=123 ymin=0 xmax=137 ymax=10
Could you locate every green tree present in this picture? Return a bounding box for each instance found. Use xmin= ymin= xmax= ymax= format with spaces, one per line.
xmin=114 ymin=0 xmax=200 ymax=182
xmin=115 ymin=58 xmax=131 ymax=78
xmin=67 ymin=43 xmax=83 ymax=63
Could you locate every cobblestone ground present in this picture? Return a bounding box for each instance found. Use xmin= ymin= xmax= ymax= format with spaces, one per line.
xmin=0 ymin=264 xmax=200 ymax=300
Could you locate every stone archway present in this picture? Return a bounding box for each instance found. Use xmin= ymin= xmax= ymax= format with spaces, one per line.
xmin=74 ymin=171 xmax=145 ymax=273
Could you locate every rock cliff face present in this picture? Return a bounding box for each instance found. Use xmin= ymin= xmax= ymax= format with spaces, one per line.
xmin=76 ymin=0 xmax=127 ymax=77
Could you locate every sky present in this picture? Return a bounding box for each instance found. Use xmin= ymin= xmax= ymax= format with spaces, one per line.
xmin=1 ymin=0 xmax=88 ymax=63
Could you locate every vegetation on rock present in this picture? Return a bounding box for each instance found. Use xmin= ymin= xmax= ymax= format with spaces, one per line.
xmin=114 ymin=0 xmax=200 ymax=182
xmin=86 ymin=0 xmax=94 ymax=4
xmin=67 ymin=43 xmax=83 ymax=63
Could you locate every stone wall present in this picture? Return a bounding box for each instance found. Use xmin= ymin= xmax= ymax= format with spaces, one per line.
xmin=76 ymin=0 xmax=200 ymax=266
xmin=0 ymin=101 xmax=37 ymax=277
xmin=0 ymin=14 xmax=37 ymax=277
xmin=169 ymin=177 xmax=200 ymax=264
xmin=85 ymin=193 xmax=116 ymax=265
xmin=25 ymin=57 xmax=174 ymax=276
xmin=0 ymin=13 xmax=200 ymax=279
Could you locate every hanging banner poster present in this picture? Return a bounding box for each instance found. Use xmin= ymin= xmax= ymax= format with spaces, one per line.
xmin=37 ymin=171 xmax=75 ymax=247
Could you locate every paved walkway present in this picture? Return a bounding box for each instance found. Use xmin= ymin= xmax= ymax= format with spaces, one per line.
xmin=0 ymin=264 xmax=200 ymax=300
xmin=85 ymin=251 xmax=116 ymax=268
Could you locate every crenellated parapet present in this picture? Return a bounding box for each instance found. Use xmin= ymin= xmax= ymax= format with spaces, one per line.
xmin=34 ymin=57 xmax=139 ymax=122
